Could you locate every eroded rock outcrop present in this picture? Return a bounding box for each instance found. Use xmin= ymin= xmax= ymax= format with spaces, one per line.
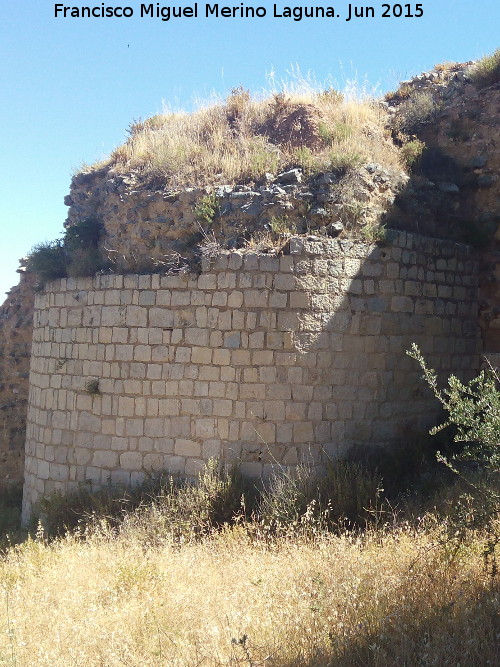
xmin=0 ymin=268 xmax=36 ymax=487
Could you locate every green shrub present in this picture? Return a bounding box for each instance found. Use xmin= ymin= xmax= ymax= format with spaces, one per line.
xmin=269 ymin=215 xmax=295 ymax=236
xmin=66 ymin=247 xmax=109 ymax=278
xmin=26 ymin=240 xmax=67 ymax=285
xmin=85 ymin=378 xmax=100 ymax=395
xmin=394 ymin=90 xmax=442 ymax=134
xmin=408 ymin=344 xmax=499 ymax=568
xmin=194 ymin=193 xmax=219 ymax=227
xmin=469 ymin=49 xmax=500 ymax=88
xmin=27 ymin=217 xmax=107 ymax=286
xmin=408 ymin=344 xmax=500 ymax=469
xmin=292 ymin=145 xmax=316 ymax=172
xmin=64 ymin=216 xmax=104 ymax=252
xmin=400 ymin=138 xmax=426 ymax=170
xmin=329 ymin=150 xmax=363 ymax=174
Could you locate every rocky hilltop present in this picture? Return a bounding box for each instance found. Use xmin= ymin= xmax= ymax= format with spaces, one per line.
xmin=1 ymin=53 xmax=499 ymax=487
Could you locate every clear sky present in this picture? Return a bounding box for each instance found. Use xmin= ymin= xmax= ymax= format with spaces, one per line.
xmin=1 ymin=1 xmax=499 ymax=299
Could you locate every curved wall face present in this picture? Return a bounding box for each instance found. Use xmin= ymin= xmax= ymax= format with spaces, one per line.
xmin=22 ymin=232 xmax=480 ymax=520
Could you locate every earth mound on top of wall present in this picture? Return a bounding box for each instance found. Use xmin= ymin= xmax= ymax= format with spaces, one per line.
xmin=63 ymin=58 xmax=500 ymax=346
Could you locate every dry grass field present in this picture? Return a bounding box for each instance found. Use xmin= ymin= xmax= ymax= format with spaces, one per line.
xmin=0 ymin=513 xmax=498 ymax=666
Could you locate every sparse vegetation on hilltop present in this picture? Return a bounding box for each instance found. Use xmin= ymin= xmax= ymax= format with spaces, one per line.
xmin=86 ymin=76 xmax=400 ymax=187
xmin=470 ymin=48 xmax=500 ymax=88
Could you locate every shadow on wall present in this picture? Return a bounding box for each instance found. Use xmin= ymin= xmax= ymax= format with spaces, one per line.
xmin=271 ymin=232 xmax=479 ymax=467
xmin=21 ymin=227 xmax=480 ymax=523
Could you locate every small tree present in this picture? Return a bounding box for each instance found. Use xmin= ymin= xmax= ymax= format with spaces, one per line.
xmin=408 ymin=344 xmax=499 ymax=574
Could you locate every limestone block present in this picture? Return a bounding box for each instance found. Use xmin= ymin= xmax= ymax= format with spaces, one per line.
xmin=268 ymin=292 xmax=288 ymax=310
xmin=289 ymin=292 xmax=309 ymax=309
xmin=118 ymin=397 xmax=135 ymax=417
xmin=191 ymin=347 xmax=213 ymax=364
xmin=101 ymin=306 xmax=127 ymax=327
xmin=49 ymin=463 xmax=70 ymax=482
xmin=279 ymin=256 xmax=294 ymax=272
xmin=199 ymin=366 xmax=220 ymax=382
xmin=221 ymin=366 xmax=236 ymax=381
xmin=212 ymin=349 xmax=230 ymax=366
xmin=120 ymin=451 xmax=143 ymax=470
xmin=125 ymin=419 xmax=144 ymax=437
xmin=198 ymin=274 xmax=217 ymax=289
xmin=159 ymin=399 xmax=180 ymax=416
xmin=212 ymin=399 xmax=232 ymax=416
xmin=274 ymin=421 xmax=292 ymax=444
xmin=273 ymin=274 xmax=295 ymax=291
xmin=175 ymin=439 xmax=201 ymax=457
xmin=391 ymin=296 xmax=414 ymax=313
xmin=267 ymin=383 xmax=291 ymax=400
xmin=283 ymin=447 xmax=298 ymax=465
xmin=149 ymin=308 xmax=174 ymax=328
xmin=160 ymin=455 xmax=184 ymax=474
xmin=134 ymin=345 xmax=152 ymax=362
xmin=195 ymin=307 xmax=208 ymax=327
xmin=250 ymin=351 xmax=272 ymax=367
xmin=239 ymin=384 xmax=265 ymax=400
xmin=38 ymin=459 xmax=50 ymax=480
xmin=232 ymin=311 xmax=246 ymax=330
xmin=156 ymin=290 xmax=172 ymax=306
xmin=144 ymin=418 xmax=166 ymax=438
xmin=138 ymin=291 xmax=156 ymax=306
xmin=111 ymin=327 xmax=128 ymax=343
xmin=227 ymin=291 xmax=244 ymax=308
xmin=194 ymin=418 xmax=216 ymax=439
xmin=218 ymin=272 xmax=237 ymax=289
xmin=78 ymin=412 xmax=102 ymax=433
xmin=293 ymin=422 xmax=314 ymax=442
xmin=218 ymin=311 xmax=232 ymax=330
xmin=171 ymin=291 xmax=191 ymax=307
xmin=231 ymin=350 xmax=251 ymax=366
xmin=91 ymin=451 xmax=119 ymax=468
xmin=143 ymin=453 xmax=165 ymax=471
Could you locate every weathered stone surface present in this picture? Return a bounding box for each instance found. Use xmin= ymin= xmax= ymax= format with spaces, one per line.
xmin=21 ymin=232 xmax=480 ymax=522
xmin=0 ymin=270 xmax=36 ymax=488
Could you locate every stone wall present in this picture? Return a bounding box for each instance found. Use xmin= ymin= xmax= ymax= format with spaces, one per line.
xmin=22 ymin=231 xmax=480 ymax=520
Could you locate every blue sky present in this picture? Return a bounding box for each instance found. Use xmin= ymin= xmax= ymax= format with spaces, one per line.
xmin=1 ymin=1 xmax=499 ymax=298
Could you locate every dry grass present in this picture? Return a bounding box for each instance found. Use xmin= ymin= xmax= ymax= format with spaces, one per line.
xmin=90 ymin=76 xmax=400 ymax=187
xmin=469 ymin=48 xmax=500 ymax=88
xmin=0 ymin=519 xmax=498 ymax=666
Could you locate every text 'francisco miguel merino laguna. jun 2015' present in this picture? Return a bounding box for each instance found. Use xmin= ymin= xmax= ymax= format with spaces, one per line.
xmin=53 ymin=3 xmax=425 ymax=22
